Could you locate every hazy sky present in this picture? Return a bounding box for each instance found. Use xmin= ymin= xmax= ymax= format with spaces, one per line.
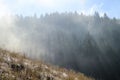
xmin=0 ymin=0 xmax=120 ymax=18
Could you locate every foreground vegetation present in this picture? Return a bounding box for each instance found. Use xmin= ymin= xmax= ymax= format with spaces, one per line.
xmin=0 ymin=48 xmax=94 ymax=80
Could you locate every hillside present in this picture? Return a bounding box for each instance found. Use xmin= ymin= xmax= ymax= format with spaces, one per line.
xmin=0 ymin=48 xmax=93 ymax=80
xmin=0 ymin=13 xmax=120 ymax=80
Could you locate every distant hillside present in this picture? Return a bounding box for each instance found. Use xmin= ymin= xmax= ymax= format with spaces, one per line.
xmin=0 ymin=12 xmax=120 ymax=80
xmin=0 ymin=48 xmax=93 ymax=80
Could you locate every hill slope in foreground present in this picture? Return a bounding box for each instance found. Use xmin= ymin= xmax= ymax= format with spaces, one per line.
xmin=0 ymin=48 xmax=94 ymax=80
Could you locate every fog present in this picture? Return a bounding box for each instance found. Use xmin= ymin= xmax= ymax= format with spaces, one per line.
xmin=0 ymin=12 xmax=120 ymax=80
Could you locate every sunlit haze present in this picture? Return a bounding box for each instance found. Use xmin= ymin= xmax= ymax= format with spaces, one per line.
xmin=0 ymin=0 xmax=120 ymax=18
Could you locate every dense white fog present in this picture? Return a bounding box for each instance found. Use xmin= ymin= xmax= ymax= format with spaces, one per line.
xmin=0 ymin=12 xmax=120 ymax=80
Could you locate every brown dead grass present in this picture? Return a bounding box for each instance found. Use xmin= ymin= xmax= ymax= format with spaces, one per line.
xmin=0 ymin=48 xmax=94 ymax=80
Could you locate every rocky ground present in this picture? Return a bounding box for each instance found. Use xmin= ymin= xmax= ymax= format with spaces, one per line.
xmin=0 ymin=48 xmax=94 ymax=80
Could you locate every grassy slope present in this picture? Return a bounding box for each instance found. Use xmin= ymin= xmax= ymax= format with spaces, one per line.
xmin=0 ymin=48 xmax=94 ymax=80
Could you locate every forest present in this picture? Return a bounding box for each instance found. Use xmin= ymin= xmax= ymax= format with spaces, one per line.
xmin=0 ymin=12 xmax=120 ymax=80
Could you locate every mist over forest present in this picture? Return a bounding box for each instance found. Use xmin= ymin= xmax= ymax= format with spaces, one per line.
xmin=0 ymin=12 xmax=120 ymax=80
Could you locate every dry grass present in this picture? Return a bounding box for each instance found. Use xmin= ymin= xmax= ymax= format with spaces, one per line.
xmin=0 ymin=48 xmax=94 ymax=80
